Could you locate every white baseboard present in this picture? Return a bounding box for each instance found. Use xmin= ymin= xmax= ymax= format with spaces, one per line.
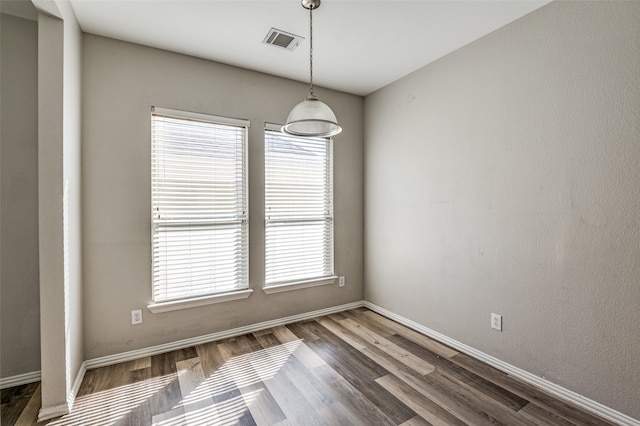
xmin=38 ymin=402 xmax=70 ymax=422
xmin=68 ymin=361 xmax=87 ymax=409
xmin=364 ymin=301 xmax=640 ymax=426
xmin=36 ymin=362 xmax=87 ymax=421
xmin=85 ymin=300 xmax=365 ymax=370
xmin=0 ymin=370 xmax=41 ymax=389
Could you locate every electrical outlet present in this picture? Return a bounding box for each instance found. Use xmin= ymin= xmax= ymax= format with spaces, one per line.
xmin=491 ymin=313 xmax=502 ymax=331
xmin=339 ymin=276 xmax=345 ymax=287
xmin=131 ymin=309 xmax=142 ymax=325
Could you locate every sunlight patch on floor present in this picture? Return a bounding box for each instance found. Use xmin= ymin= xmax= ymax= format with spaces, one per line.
xmin=47 ymin=373 xmax=176 ymax=425
xmin=43 ymin=339 xmax=303 ymax=425
xmin=161 ymin=340 xmax=302 ymax=425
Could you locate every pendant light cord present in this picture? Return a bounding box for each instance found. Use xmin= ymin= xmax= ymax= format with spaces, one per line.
xmin=309 ymin=4 xmax=314 ymax=96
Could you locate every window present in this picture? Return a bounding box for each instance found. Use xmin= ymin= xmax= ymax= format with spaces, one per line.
xmin=264 ymin=125 xmax=335 ymax=289
xmin=151 ymin=107 xmax=249 ymax=306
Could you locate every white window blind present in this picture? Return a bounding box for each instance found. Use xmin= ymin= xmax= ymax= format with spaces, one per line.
xmin=151 ymin=107 xmax=249 ymax=303
xmin=265 ymin=126 xmax=334 ymax=287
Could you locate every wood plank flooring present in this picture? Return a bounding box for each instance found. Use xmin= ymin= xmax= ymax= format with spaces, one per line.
xmin=1 ymin=308 xmax=615 ymax=425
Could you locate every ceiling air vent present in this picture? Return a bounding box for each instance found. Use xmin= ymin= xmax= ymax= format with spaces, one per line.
xmin=262 ymin=28 xmax=304 ymax=51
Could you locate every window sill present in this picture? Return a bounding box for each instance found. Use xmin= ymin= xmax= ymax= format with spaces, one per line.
xmin=148 ymin=289 xmax=253 ymax=313
xmin=262 ymin=276 xmax=337 ymax=294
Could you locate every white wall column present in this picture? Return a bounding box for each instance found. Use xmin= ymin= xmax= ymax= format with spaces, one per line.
xmin=34 ymin=0 xmax=83 ymax=420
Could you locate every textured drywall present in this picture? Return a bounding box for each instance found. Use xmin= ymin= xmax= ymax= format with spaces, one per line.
xmin=82 ymin=35 xmax=364 ymax=360
xmin=364 ymin=0 xmax=640 ymax=420
xmin=0 ymin=13 xmax=41 ymax=379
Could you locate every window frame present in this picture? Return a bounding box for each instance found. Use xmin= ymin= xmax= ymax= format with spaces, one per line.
xmin=148 ymin=107 xmax=252 ymax=312
xmin=263 ymin=123 xmax=337 ymax=293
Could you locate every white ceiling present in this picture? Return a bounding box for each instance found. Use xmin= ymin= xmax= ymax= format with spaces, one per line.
xmin=5 ymin=0 xmax=552 ymax=96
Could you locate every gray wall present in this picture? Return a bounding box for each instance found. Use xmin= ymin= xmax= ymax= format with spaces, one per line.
xmin=364 ymin=1 xmax=640 ymax=420
xmin=82 ymin=35 xmax=364 ymax=360
xmin=0 ymin=13 xmax=41 ymax=379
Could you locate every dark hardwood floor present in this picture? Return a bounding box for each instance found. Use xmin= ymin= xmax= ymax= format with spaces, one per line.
xmin=1 ymin=308 xmax=615 ymax=425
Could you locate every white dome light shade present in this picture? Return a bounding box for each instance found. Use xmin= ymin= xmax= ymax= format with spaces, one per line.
xmin=283 ymin=0 xmax=342 ymax=138
xmin=282 ymin=95 xmax=342 ymax=137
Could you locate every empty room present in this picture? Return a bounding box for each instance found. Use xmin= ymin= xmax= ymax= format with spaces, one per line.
xmin=1 ymin=0 xmax=639 ymax=424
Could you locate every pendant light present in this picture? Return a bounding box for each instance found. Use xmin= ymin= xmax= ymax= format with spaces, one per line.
xmin=282 ymin=0 xmax=342 ymax=138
